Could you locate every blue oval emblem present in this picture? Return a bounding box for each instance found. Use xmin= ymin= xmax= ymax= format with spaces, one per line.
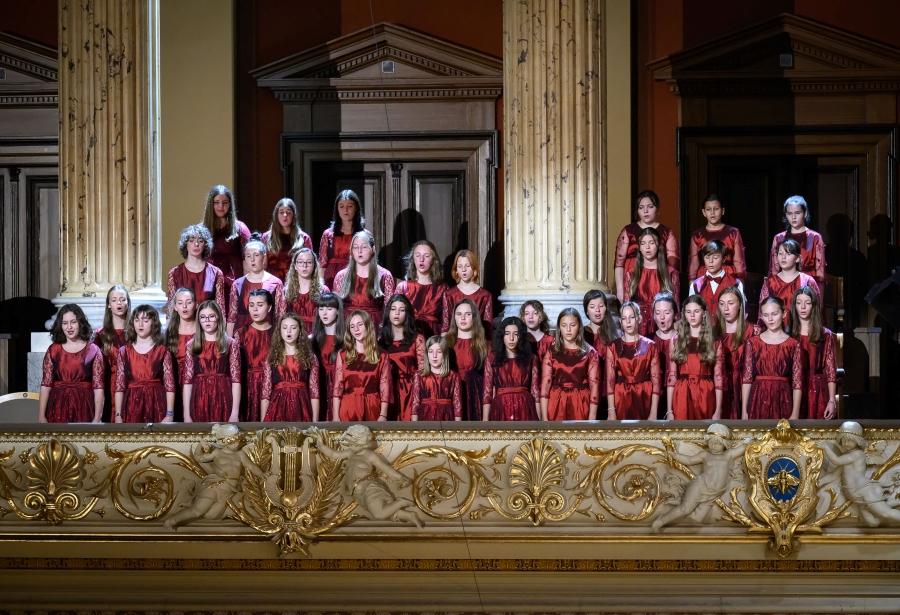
xmin=766 ymin=456 xmax=801 ymax=502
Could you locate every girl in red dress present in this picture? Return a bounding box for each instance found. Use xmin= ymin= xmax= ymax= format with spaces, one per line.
xmin=441 ymin=249 xmax=494 ymax=338
xmin=235 ymin=289 xmax=274 ymax=422
xmin=165 ymin=287 xmax=197 ymax=421
xmin=261 ymin=313 xmax=320 ymax=422
xmin=759 ymin=238 xmax=822 ymax=325
xmin=605 ymin=302 xmax=661 ymax=421
xmin=689 ymin=240 xmax=745 ymax=323
xmin=768 ymin=195 xmax=826 ymax=286
xmin=285 ymin=247 xmax=330 ymax=332
xmin=615 ymin=190 xmax=680 ymax=302
xmin=665 ymin=295 xmax=725 ymax=421
xmin=540 ymin=308 xmax=601 ymax=421
xmin=583 ymin=289 xmax=620 ymax=415
xmin=39 ymin=304 xmax=104 ymax=423
xmin=182 ymin=301 xmax=241 ymax=423
xmin=742 ymin=297 xmax=803 ymax=420
xmin=379 ymin=294 xmax=425 ymax=421
xmin=445 ymin=298 xmax=489 ymax=421
xmin=319 ymin=190 xmax=365 ymax=289
xmin=311 ymin=293 xmax=345 ymax=421
xmin=261 ymin=198 xmax=313 ymax=282
xmin=789 ymin=286 xmax=837 ymax=420
xmin=227 ymin=239 xmax=285 ymax=335
xmin=96 ymin=285 xmax=131 ymax=423
xmin=714 ymin=286 xmax=753 ymax=420
xmin=333 ymin=230 xmax=395 ymax=325
xmin=204 ymin=185 xmax=251 ymax=301
xmin=482 ymin=316 xmax=540 ymax=422
xmin=623 ymin=227 xmax=679 ymax=337
xmin=165 ymin=224 xmax=225 ymax=320
xmin=396 ymin=240 xmax=448 ymax=338
xmin=652 ymin=292 xmax=677 ymax=417
xmin=333 ymin=310 xmax=393 ymax=422
xmin=687 ymin=195 xmax=747 ymax=280
xmin=410 ymin=336 xmax=462 ymax=422
xmin=114 ymin=305 xmax=175 ymax=423
xmin=520 ymin=300 xmax=553 ymax=359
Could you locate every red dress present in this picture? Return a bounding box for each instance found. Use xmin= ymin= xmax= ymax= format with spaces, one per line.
xmin=261 ymin=354 xmax=320 ymax=422
xmin=261 ymin=229 xmax=313 ymax=282
xmin=332 ymin=266 xmax=396 ymax=325
xmin=768 ymin=229 xmax=827 ymax=285
xmin=615 ymin=222 xmax=680 ymax=272
xmin=441 ymin=286 xmax=494 ymax=337
xmin=688 ymin=225 xmax=747 ymax=280
xmin=759 ymin=273 xmax=821 ymax=325
xmin=235 ymin=325 xmax=274 ymax=422
xmin=799 ymin=330 xmax=838 ymax=420
xmin=410 ymin=372 xmax=463 ymax=421
xmin=166 ymin=263 xmax=225 ymax=319
xmin=528 ymin=334 xmax=554 ymax=361
xmin=95 ymin=327 xmax=126 ymax=422
xmin=319 ymin=228 xmax=353 ymax=289
xmin=182 ymin=338 xmax=241 ymax=422
xmin=653 ymin=332 xmax=673 ymax=414
xmin=286 ymin=284 xmax=330 ymax=332
xmin=720 ymin=330 xmax=755 ymax=420
xmin=314 ymin=334 xmax=338 ymax=421
xmin=584 ymin=327 xmax=615 ymax=402
xmin=333 ymin=351 xmax=393 ymax=422
xmin=482 ymin=354 xmax=540 ymax=421
xmin=742 ymin=336 xmax=803 ymax=420
xmin=605 ymin=337 xmax=661 ymax=421
xmin=623 ymin=266 xmax=680 ymax=336
xmin=382 ymin=334 xmax=425 ymax=421
xmin=449 ymin=337 xmax=485 ymax=421
xmin=395 ymin=280 xmax=448 ymax=339
xmin=115 ymin=344 xmax=176 ymax=423
xmin=41 ymin=343 xmax=104 ymax=423
xmin=172 ymin=332 xmax=194 ymax=419
xmin=227 ymin=273 xmax=286 ymax=332
xmin=209 ymin=221 xmax=252 ymax=300
xmin=540 ymin=347 xmax=601 ymax=421
xmin=666 ymin=338 xmax=726 ymax=420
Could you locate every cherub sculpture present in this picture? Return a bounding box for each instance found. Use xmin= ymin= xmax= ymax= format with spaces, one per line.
xmin=308 ymin=424 xmax=424 ymax=528
xmin=164 ymin=424 xmax=269 ymax=530
xmin=652 ymin=424 xmax=749 ymax=532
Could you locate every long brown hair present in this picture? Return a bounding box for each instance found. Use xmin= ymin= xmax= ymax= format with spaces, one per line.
xmin=98 ymin=285 xmax=131 ymax=354
xmin=583 ymin=289 xmax=619 ymax=345
xmin=338 ymin=231 xmax=383 ymax=300
xmin=268 ymin=313 xmax=314 ymax=369
xmin=265 ymin=198 xmax=304 ymax=255
xmin=331 ymin=189 xmax=365 ymax=237
xmin=404 ymin=240 xmax=443 ymax=283
xmin=444 ymin=298 xmax=488 ymax=369
xmin=166 ymin=287 xmax=196 ymax=355
xmin=285 ymin=247 xmax=324 ymax=303
xmin=551 ymin=307 xmax=590 ymax=355
xmin=713 ymin=286 xmax=748 ymax=347
xmin=671 ymin=295 xmax=716 ymax=364
xmin=49 ymin=304 xmax=93 ymax=344
xmin=343 ymin=310 xmax=380 ymax=364
xmin=202 ymin=185 xmax=239 ymax=240
xmin=191 ymin=300 xmax=229 ymax=356
xmin=628 ymin=227 xmax=673 ymax=300
xmin=519 ymin=300 xmax=550 ymax=334
xmin=421 ymin=335 xmax=450 ymax=377
xmin=311 ymin=292 xmax=345 ymax=363
xmin=789 ymin=285 xmax=824 ymax=344
xmin=125 ymin=304 xmax=165 ymax=346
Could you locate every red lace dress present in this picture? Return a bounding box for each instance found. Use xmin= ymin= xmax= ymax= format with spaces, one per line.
xmin=95 ymin=327 xmax=126 ymax=422
xmin=623 ymin=267 xmax=681 ymax=336
xmin=165 ymin=263 xmax=225 ymax=319
xmin=41 ymin=343 xmax=104 ymax=423
xmin=449 ymin=337 xmax=485 ymax=421
xmin=261 ymin=229 xmax=312 ymax=282
xmin=235 ymin=325 xmax=274 ymax=421
xmin=182 ymin=338 xmax=241 ymax=422
xmin=653 ymin=332 xmax=673 ymax=415
xmin=758 ymin=273 xmax=821 ymax=325
xmin=319 ymin=228 xmax=353 ymax=289
xmin=209 ymin=221 xmax=252 ymax=300
xmin=615 ymin=222 xmax=680 ymax=272
xmin=482 ymin=354 xmax=540 ymax=421
xmin=527 ymin=334 xmax=554 ymax=361
xmin=382 ymin=334 xmax=425 ymax=421
xmin=261 ymin=354 xmax=320 ymax=422
xmin=584 ymin=328 xmax=615 ymax=402
xmin=395 ymin=280 xmax=448 ymax=339
xmin=410 ymin=372 xmax=462 ymax=421
xmin=742 ymin=336 xmax=803 ymax=420
xmin=666 ymin=338 xmax=726 ymax=420
xmin=800 ymin=330 xmax=838 ymax=419
xmin=540 ymin=347 xmax=601 ymax=421
xmin=688 ymin=225 xmax=747 ymax=280
xmin=286 ymin=284 xmax=330 ymax=332
xmin=605 ymin=337 xmax=661 ymax=420
xmin=115 ymin=344 xmax=176 ymax=423
xmin=313 ymin=334 xmax=338 ymax=421
xmin=333 ymin=351 xmax=393 ymax=422
xmin=768 ymin=229 xmax=827 ymax=285
xmin=720 ymin=329 xmax=755 ymax=420
xmin=172 ymin=333 xmax=193 ymax=418
xmin=227 ymin=273 xmax=286 ymax=332
xmin=442 ymin=286 xmax=494 ymax=337
xmin=332 ymin=266 xmax=396 ymax=325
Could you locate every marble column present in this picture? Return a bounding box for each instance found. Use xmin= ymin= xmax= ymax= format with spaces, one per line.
xmin=55 ymin=0 xmax=164 ymax=326
xmin=500 ymin=0 xmax=608 ymax=323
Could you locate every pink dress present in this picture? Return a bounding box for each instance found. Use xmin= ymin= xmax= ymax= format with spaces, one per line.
xmin=482 ymin=354 xmax=540 ymax=421
xmin=742 ymin=336 xmax=803 ymax=420
xmin=41 ymin=343 xmax=104 ymax=423
xmin=115 ymin=344 xmax=176 ymax=423
xmin=182 ymin=338 xmax=241 ymax=422
xmin=410 ymin=372 xmax=463 ymax=421
xmin=261 ymin=354 xmax=320 ymax=422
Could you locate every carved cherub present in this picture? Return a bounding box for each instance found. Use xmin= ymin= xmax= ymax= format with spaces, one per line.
xmin=308 ymin=425 xmax=424 ymax=528
xmin=164 ymin=424 xmax=269 ymax=530
xmin=652 ymin=424 xmax=750 ymax=532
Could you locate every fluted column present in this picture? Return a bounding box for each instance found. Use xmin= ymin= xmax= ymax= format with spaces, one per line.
xmin=500 ymin=0 xmax=608 ymax=322
xmin=56 ymin=0 xmax=164 ymax=325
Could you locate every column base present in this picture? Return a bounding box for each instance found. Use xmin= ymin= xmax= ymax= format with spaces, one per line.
xmin=499 ymin=287 xmax=611 ymax=328
xmin=49 ymin=288 xmax=168 ymax=330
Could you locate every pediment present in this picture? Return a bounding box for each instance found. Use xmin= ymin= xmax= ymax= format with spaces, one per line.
xmin=0 ymin=33 xmax=58 ymax=107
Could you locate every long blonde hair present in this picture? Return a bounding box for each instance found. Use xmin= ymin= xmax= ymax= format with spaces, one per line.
xmin=404 ymin=240 xmax=443 ymax=283
xmin=421 ymin=335 xmax=450 ymax=377
xmin=285 ymin=247 xmax=324 ymax=302
xmin=202 ymin=185 xmax=239 ymax=240
xmin=343 ymin=310 xmax=380 ymax=364
xmin=628 ymin=227 xmax=674 ymax=300
xmin=191 ymin=300 xmax=229 ymax=356
xmin=265 ymin=198 xmax=303 ymax=255
xmin=713 ymin=286 xmax=748 ymax=348
xmin=444 ymin=298 xmax=488 ymax=369
xmin=338 ymin=231 xmax=383 ymax=300
xmin=268 ymin=312 xmax=314 ymax=369
xmin=670 ymin=295 xmax=716 ymax=365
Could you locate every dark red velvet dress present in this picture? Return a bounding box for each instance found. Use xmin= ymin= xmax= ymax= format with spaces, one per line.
xmin=742 ymin=336 xmax=803 ymax=420
xmin=584 ymin=327 xmax=615 ymax=403
xmin=395 ymin=280 xmax=448 ymax=339
xmin=605 ymin=337 xmax=661 ymax=420
xmin=720 ymin=330 xmax=755 ymax=420
xmin=615 ymin=222 xmax=680 ymax=272
xmin=285 ymin=284 xmax=330 ymax=332
xmin=441 ymin=286 xmax=494 ymax=337
xmin=482 ymin=354 xmax=540 ymax=421
xmin=95 ymin=327 xmax=126 ymax=422
xmin=799 ymin=330 xmax=838 ymax=419
xmin=768 ymin=229 xmax=827 ymax=286
xmin=449 ymin=337 xmax=485 ymax=421
xmin=410 ymin=372 xmax=462 ymax=421
xmin=209 ymin=220 xmax=251 ymax=300
xmin=172 ymin=332 xmax=193 ymax=419
xmin=333 ymin=350 xmax=393 ymax=422
xmin=227 ymin=273 xmax=286 ymax=332
xmin=115 ymin=344 xmax=176 ymax=423
xmin=314 ymin=334 xmax=338 ymax=421
xmin=688 ymin=225 xmax=747 ymax=280
xmin=182 ymin=338 xmax=241 ymax=422
xmin=666 ymin=338 xmax=726 ymax=420
xmin=653 ymin=332 xmax=673 ymax=416
xmin=527 ymin=334 xmax=554 ymax=361
xmin=235 ymin=325 xmax=274 ymax=422
xmin=261 ymin=229 xmax=312 ymax=282
xmin=318 ymin=228 xmax=353 ymax=289
xmin=166 ymin=263 xmax=225 ymax=319
xmin=382 ymin=334 xmax=425 ymax=421
xmin=623 ymin=267 xmax=680 ymax=336
xmin=261 ymin=354 xmax=320 ymax=422
xmin=758 ymin=273 xmax=821 ymax=325
xmin=540 ymin=347 xmax=601 ymax=421
xmin=332 ymin=266 xmax=395 ymax=325
xmin=41 ymin=343 xmax=104 ymax=423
